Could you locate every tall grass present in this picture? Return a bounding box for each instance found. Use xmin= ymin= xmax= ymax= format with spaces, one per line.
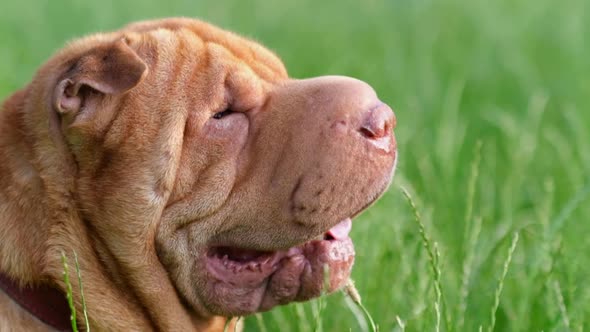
xmin=4 ymin=0 xmax=589 ymax=330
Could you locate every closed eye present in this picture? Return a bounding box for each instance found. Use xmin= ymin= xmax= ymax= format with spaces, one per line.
xmin=212 ymin=109 xmax=235 ymax=119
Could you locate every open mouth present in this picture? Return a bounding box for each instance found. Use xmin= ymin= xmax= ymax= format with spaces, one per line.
xmin=203 ymin=218 xmax=355 ymax=313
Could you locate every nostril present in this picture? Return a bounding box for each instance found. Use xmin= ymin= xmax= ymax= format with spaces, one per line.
xmin=360 ymin=125 xmax=382 ymax=139
xmin=359 ymin=103 xmax=394 ymax=140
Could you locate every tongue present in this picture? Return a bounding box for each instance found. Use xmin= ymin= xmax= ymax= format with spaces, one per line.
xmin=326 ymin=218 xmax=352 ymax=240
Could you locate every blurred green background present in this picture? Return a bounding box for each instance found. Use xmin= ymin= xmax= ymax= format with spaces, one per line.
xmin=1 ymin=0 xmax=589 ymax=331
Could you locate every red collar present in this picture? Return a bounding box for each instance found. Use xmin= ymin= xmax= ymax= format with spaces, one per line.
xmin=0 ymin=272 xmax=73 ymax=331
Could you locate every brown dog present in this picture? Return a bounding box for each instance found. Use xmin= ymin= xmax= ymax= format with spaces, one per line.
xmin=0 ymin=18 xmax=397 ymax=331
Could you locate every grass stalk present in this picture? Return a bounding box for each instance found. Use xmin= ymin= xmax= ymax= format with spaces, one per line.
xmin=401 ymin=187 xmax=444 ymax=332
xmin=553 ymin=279 xmax=571 ymax=330
xmin=395 ymin=315 xmax=405 ymax=332
xmin=343 ymin=278 xmax=378 ymax=332
xmin=457 ymin=216 xmax=482 ymax=330
xmin=458 ymin=142 xmax=484 ymax=331
xmin=61 ymin=251 xmax=78 ymax=332
xmin=312 ymin=265 xmax=331 ymax=332
xmin=223 ymin=316 xmax=242 ymax=332
xmin=463 ymin=141 xmax=483 ymax=240
xmin=488 ymin=232 xmax=519 ymax=332
xmin=74 ymin=252 xmax=90 ymax=331
xmin=255 ymin=314 xmax=268 ymax=332
xmin=295 ymin=303 xmax=311 ymax=332
xmin=234 ymin=317 xmax=243 ymax=332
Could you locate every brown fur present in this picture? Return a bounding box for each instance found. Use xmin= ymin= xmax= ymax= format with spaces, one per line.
xmin=0 ymin=18 xmax=396 ymax=331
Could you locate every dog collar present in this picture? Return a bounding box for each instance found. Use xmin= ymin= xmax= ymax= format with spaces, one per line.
xmin=0 ymin=272 xmax=73 ymax=331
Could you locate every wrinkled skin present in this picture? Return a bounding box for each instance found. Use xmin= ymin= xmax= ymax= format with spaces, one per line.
xmin=0 ymin=18 xmax=397 ymax=331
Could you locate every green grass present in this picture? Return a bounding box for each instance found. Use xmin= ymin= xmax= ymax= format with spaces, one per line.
xmin=61 ymin=251 xmax=90 ymax=332
xmin=3 ymin=0 xmax=590 ymax=330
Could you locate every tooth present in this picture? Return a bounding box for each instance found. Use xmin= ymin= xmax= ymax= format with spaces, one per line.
xmin=223 ymin=254 xmax=229 ymax=261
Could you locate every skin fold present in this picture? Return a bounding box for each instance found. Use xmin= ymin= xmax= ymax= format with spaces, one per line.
xmin=0 ymin=18 xmax=397 ymax=331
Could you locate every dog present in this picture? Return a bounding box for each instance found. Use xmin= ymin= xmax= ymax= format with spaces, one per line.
xmin=0 ymin=18 xmax=397 ymax=331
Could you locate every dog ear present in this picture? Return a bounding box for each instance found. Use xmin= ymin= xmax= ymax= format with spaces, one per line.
xmin=53 ymin=38 xmax=148 ymax=115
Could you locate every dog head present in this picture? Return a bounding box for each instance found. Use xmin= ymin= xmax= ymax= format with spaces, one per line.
xmin=32 ymin=17 xmax=396 ymax=322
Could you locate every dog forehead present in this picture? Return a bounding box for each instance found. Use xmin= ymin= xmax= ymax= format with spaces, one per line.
xmin=122 ymin=18 xmax=288 ymax=82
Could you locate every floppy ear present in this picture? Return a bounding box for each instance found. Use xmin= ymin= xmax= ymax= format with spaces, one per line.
xmin=53 ymin=38 xmax=147 ymax=115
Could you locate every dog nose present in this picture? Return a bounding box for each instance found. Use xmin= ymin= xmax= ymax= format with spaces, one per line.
xmin=359 ymin=103 xmax=395 ymax=140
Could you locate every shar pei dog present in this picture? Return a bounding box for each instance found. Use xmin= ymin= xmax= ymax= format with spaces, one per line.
xmin=0 ymin=18 xmax=397 ymax=331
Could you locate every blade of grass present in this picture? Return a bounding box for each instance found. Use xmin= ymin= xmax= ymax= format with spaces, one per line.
xmin=458 ymin=216 xmax=482 ymax=330
xmin=74 ymin=252 xmax=90 ymax=332
xmin=342 ymin=278 xmax=377 ymax=332
xmin=294 ymin=303 xmax=311 ymax=332
xmin=223 ymin=317 xmax=235 ymax=332
xmin=234 ymin=316 xmax=243 ymax=332
xmin=61 ymin=251 xmax=78 ymax=332
xmin=395 ymin=315 xmax=405 ymax=332
xmin=255 ymin=313 xmax=268 ymax=332
xmin=401 ymin=187 xmax=444 ymax=332
xmin=488 ymin=232 xmax=519 ymax=332
xmin=548 ymin=180 xmax=590 ymax=236
xmin=343 ymin=296 xmax=368 ymax=332
xmin=312 ymin=264 xmax=330 ymax=332
xmin=463 ymin=141 xmax=483 ymax=240
xmin=553 ymin=279 xmax=571 ymax=330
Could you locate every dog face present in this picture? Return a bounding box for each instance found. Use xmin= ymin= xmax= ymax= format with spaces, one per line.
xmin=39 ymin=18 xmax=396 ymax=318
